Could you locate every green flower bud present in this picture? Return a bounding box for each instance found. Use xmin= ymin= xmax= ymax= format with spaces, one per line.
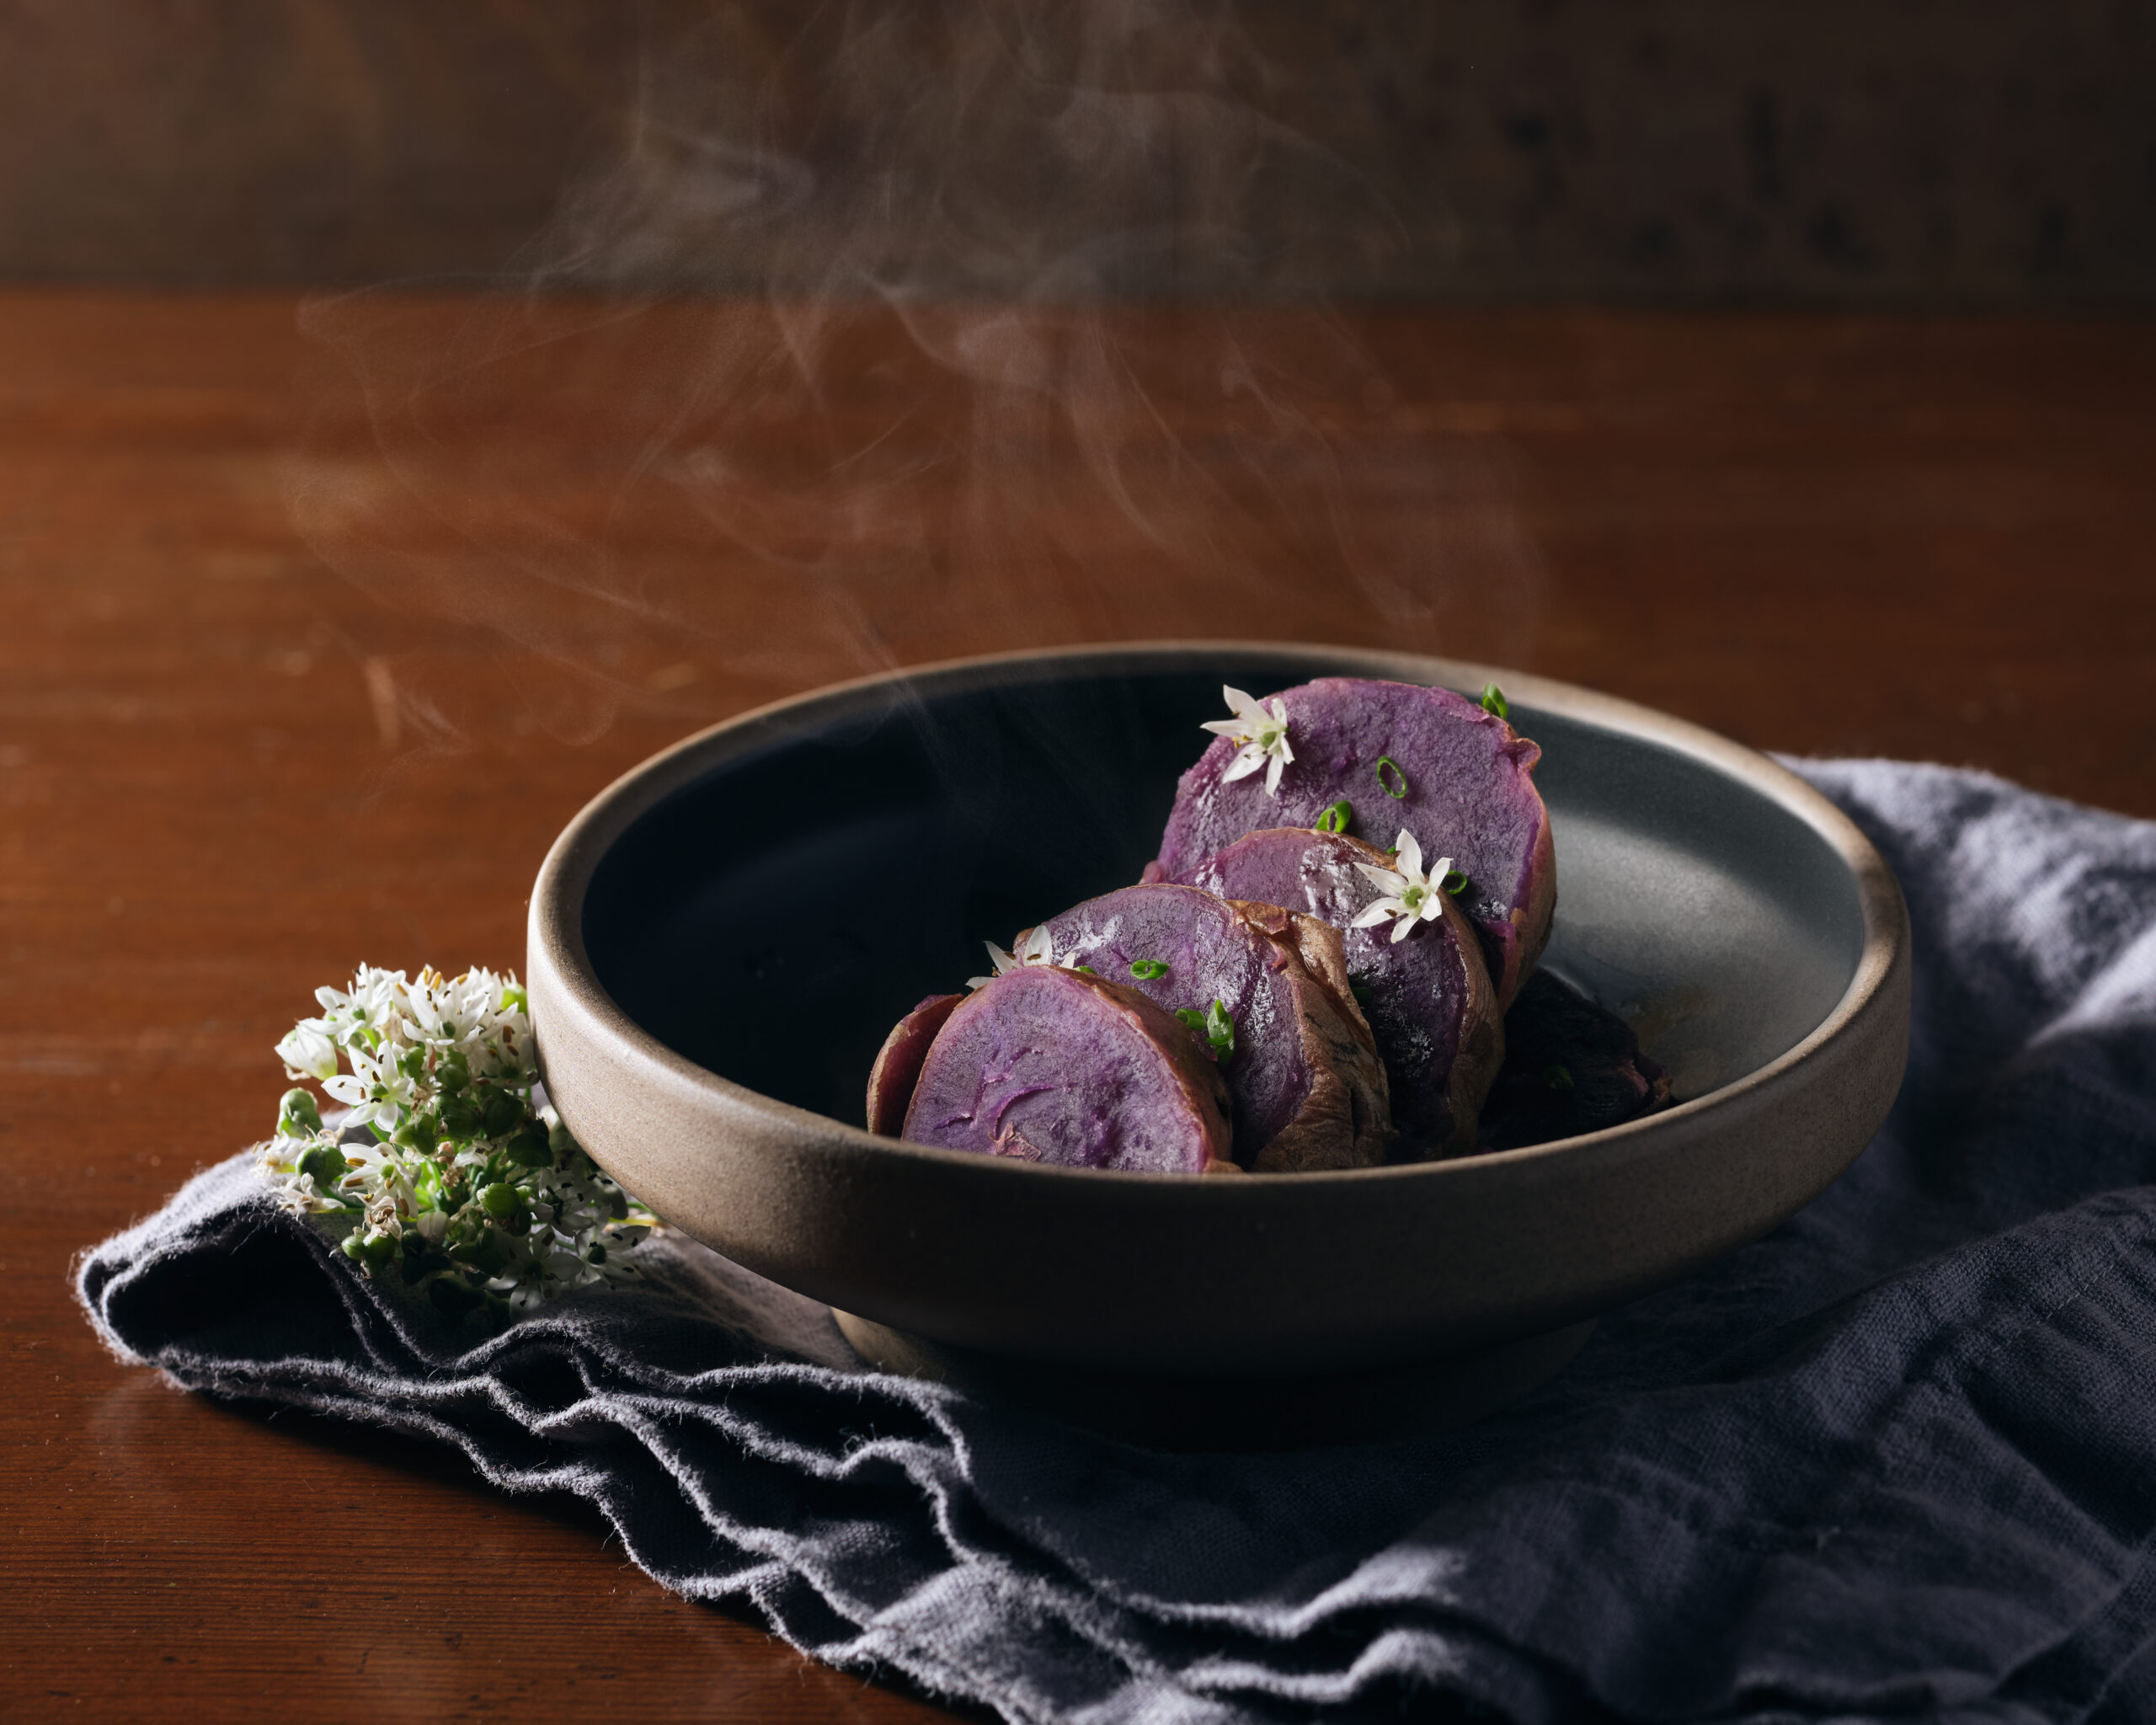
xmin=479 ymin=1183 xmax=520 ymax=1218
xmin=482 ymin=1091 xmax=525 ymax=1138
xmin=276 ymin=1087 xmax=323 ymax=1137
xmin=392 ymin=1113 xmax=440 ymax=1155
xmin=344 ymin=1229 xmax=397 ymax=1270
xmin=547 ymin=1119 xmax=574 ymax=1156
xmin=504 ymin=1124 xmax=552 ymax=1170
xmin=296 ymin=1144 xmax=349 ymax=1188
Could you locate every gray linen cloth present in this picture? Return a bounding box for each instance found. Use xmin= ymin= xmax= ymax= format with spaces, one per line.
xmin=77 ymin=761 xmax=2156 ymax=1723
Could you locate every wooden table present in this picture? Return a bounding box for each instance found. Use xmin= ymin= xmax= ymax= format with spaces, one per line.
xmin=4 ymin=291 xmax=2152 ymax=1720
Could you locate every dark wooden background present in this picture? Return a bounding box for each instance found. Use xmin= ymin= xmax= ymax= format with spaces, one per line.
xmin=3 ymin=2 xmax=2154 ymax=1718
xmin=3 ymin=1 xmax=2153 ymax=303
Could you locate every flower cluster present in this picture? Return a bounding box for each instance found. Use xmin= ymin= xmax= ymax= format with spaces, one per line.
xmin=259 ymin=965 xmax=655 ymax=1320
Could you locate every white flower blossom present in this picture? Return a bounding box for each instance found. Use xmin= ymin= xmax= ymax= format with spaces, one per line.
xmin=1348 ymin=830 xmax=1455 ymax=945
xmin=275 ymin=1023 xmax=339 ymax=1083
xmin=1200 ymin=685 xmax=1294 ymax=797
xmin=967 ymin=925 xmax=1057 ymax=990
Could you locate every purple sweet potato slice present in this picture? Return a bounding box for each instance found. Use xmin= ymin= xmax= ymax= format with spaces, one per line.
xmin=1178 ymin=828 xmax=1502 ymax=1159
xmin=1153 ymin=677 xmax=1556 ymax=1009
xmin=1475 ymin=970 xmax=1672 ymax=1152
xmin=1029 ymin=884 xmax=1392 ymax=1172
xmin=865 ymin=992 xmax=963 ymax=1136
xmin=900 ymin=966 xmax=1231 ymax=1173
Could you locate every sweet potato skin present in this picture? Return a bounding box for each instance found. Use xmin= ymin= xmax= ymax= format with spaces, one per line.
xmin=865 ymin=992 xmax=963 ymax=1136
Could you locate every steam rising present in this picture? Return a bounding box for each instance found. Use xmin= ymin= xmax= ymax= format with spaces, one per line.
xmin=288 ymin=3 xmax=1543 ymax=754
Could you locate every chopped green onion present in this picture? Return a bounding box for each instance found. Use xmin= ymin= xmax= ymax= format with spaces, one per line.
xmin=1374 ymin=756 xmax=1409 ymax=799
xmin=1480 ymin=682 xmax=1509 ymax=720
xmin=1129 ymin=959 xmax=1170 ymax=980
xmin=1442 ymin=868 xmax=1469 ymax=896
xmin=1174 ymin=1002 xmax=1235 ymax=1063
xmin=1314 ymin=799 xmax=1353 ymax=836
xmin=1073 ymin=964 xmax=1097 ymax=975
xmin=1544 ymin=1064 xmax=1574 ymax=1092
xmin=1203 ymin=1000 xmax=1235 ymax=1062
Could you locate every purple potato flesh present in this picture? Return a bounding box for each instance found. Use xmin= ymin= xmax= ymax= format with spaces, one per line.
xmin=1031 ymin=884 xmax=1392 ymax=1172
xmin=865 ymin=992 xmax=963 ymax=1137
xmin=900 ymin=966 xmax=1232 ymax=1174
xmin=1475 ymin=970 xmax=1673 ymax=1152
xmin=1177 ymin=828 xmax=1502 ymax=1158
xmin=1153 ymin=677 xmax=1556 ymax=1008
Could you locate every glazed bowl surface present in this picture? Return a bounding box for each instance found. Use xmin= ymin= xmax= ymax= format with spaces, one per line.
xmin=529 ymin=643 xmax=1908 ymax=1377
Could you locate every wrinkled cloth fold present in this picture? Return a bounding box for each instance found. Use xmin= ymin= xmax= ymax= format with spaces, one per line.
xmin=77 ymin=761 xmax=2156 ymax=1723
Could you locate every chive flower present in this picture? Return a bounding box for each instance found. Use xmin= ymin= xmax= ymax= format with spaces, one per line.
xmin=259 ymin=964 xmax=656 ymax=1316
xmin=1348 ymin=830 xmax=1456 ymax=944
xmin=1200 ymin=686 xmax=1295 ymax=798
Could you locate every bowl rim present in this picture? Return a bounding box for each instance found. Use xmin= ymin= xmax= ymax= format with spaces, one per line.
xmin=531 ymin=639 xmax=1908 ymax=1188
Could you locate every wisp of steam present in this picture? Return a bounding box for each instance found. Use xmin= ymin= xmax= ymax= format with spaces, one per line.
xmin=286 ymin=3 xmax=1545 ymax=757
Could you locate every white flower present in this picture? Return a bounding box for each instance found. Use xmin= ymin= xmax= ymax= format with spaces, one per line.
xmin=275 ymin=1023 xmax=339 ymax=1083
xmin=1348 ymin=830 xmax=1455 ymax=945
xmin=321 ymin=1039 xmax=419 ymax=1136
xmin=968 ymin=925 xmax=1056 ymax=990
xmin=313 ymin=967 xmax=414 ymax=1052
xmin=1200 ymin=685 xmax=1294 ymax=797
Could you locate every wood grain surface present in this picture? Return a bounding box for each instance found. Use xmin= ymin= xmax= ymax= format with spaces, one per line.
xmin=3 ymin=290 xmax=2151 ymax=1721
xmin=8 ymin=3 xmax=2154 ymax=306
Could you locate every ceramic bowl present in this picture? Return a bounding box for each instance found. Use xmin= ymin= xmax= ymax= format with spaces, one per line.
xmin=528 ymin=644 xmax=1908 ymax=1425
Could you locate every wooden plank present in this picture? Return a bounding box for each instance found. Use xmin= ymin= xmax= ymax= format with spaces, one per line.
xmin=3 ymin=290 xmax=2150 ymax=1720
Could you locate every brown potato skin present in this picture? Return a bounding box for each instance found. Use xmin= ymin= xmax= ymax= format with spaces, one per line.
xmin=865 ymin=992 xmax=963 ymax=1136
xmin=1225 ymin=901 xmax=1396 ymax=1174
xmin=1504 ymin=800 xmax=1559 ymax=1008
xmin=1438 ymin=892 xmax=1505 ymax=1158
xmin=1225 ymin=852 xmax=1503 ymax=1162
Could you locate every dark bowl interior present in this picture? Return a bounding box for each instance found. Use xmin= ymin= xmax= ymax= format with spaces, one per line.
xmin=584 ymin=655 xmax=1866 ymax=1126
